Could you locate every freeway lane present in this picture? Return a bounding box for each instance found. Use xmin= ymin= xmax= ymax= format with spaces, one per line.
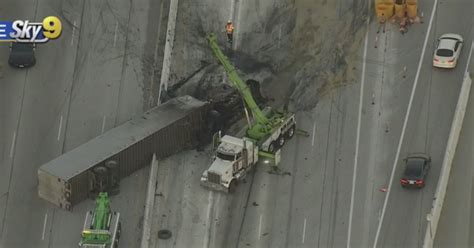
xmin=226 ymin=0 xmax=472 ymax=248
xmin=0 ymin=0 xmax=169 ymax=247
xmin=0 ymin=0 xmax=78 ymax=246
xmin=230 ymin=0 xmax=432 ymax=247
xmin=46 ymin=0 xmax=169 ymax=246
xmin=0 ymin=0 xmax=38 ymax=237
xmin=375 ymin=0 xmax=474 ymax=247
xmin=0 ymin=0 xmax=89 ymax=247
xmin=434 ymin=44 xmax=474 ymax=246
xmin=128 ymin=0 xmax=471 ymax=248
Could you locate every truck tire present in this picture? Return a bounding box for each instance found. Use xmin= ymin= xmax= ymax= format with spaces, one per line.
xmin=158 ymin=229 xmax=172 ymax=239
xmin=286 ymin=125 xmax=296 ymax=139
xmin=105 ymin=160 xmax=118 ymax=169
xmin=277 ymin=135 xmax=285 ymax=148
xmin=268 ymin=142 xmax=277 ymax=153
xmin=228 ymin=179 xmax=237 ymax=193
xmin=93 ymin=166 xmax=107 ymax=175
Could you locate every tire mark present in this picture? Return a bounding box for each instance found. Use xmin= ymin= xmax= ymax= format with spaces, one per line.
xmin=316 ymin=96 xmax=335 ymax=248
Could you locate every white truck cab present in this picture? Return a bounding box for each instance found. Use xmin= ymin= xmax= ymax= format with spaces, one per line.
xmin=201 ymin=135 xmax=258 ymax=192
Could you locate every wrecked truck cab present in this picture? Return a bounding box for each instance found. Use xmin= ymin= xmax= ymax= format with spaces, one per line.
xmin=200 ymin=158 xmax=235 ymax=192
xmin=201 ymin=135 xmax=258 ymax=193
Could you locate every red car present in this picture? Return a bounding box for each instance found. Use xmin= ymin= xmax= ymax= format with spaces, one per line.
xmin=400 ymin=153 xmax=431 ymax=188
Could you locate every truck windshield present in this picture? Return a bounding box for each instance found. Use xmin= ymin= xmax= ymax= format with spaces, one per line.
xmin=217 ymin=152 xmax=235 ymax=161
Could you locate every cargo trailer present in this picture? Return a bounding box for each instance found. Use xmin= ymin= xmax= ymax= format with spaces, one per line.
xmin=38 ymin=96 xmax=209 ymax=210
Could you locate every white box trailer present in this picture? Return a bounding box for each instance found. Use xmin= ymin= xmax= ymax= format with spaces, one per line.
xmin=38 ymin=96 xmax=209 ymax=210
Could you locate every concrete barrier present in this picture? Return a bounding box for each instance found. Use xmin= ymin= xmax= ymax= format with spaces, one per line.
xmin=140 ymin=154 xmax=159 ymax=248
xmin=157 ymin=0 xmax=179 ymax=105
xmin=423 ymin=72 xmax=472 ymax=248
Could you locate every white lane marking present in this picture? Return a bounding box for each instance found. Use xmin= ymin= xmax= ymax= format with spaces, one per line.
xmin=214 ymin=193 xmax=221 ymax=220
xmin=203 ymin=191 xmax=214 ymax=248
xmin=41 ymin=212 xmax=48 ymax=240
xmin=302 ymin=218 xmax=307 ymax=243
xmin=311 ymin=122 xmax=316 ymax=146
xmin=9 ymin=132 xmax=16 ymax=158
xmin=71 ymin=21 xmax=76 ymax=46
xmin=234 ymin=0 xmax=243 ymax=50
xmin=113 ymin=22 xmax=118 ymax=47
xmin=229 ymin=0 xmax=235 ymax=22
xmin=57 ymin=115 xmax=63 ymax=141
xmin=347 ymin=9 xmax=370 ymax=248
xmin=278 ymin=26 xmax=282 ymax=48
xmin=373 ymin=1 xmax=439 ymax=247
xmin=258 ymin=214 xmax=263 ymax=240
xmin=464 ymin=41 xmax=474 ymax=76
xmin=101 ymin=116 xmax=106 ymax=134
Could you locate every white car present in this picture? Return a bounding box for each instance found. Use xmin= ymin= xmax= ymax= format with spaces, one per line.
xmin=433 ymin=33 xmax=463 ymax=68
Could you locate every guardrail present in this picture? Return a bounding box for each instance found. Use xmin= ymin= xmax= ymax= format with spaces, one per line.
xmin=158 ymin=0 xmax=179 ymax=105
xmin=423 ymin=72 xmax=472 ymax=248
xmin=140 ymin=154 xmax=159 ymax=248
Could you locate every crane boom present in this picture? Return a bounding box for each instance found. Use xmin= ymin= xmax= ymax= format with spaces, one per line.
xmin=93 ymin=192 xmax=111 ymax=230
xmin=207 ymin=33 xmax=270 ymax=128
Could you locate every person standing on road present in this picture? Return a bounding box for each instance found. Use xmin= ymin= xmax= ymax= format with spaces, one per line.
xmin=225 ymin=21 xmax=234 ymax=43
xmin=399 ymin=12 xmax=408 ymax=34
xmin=377 ymin=13 xmax=386 ymax=34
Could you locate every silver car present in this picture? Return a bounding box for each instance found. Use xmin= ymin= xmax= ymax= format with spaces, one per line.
xmin=433 ymin=33 xmax=463 ymax=69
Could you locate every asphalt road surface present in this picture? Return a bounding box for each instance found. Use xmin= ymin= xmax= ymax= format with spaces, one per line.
xmin=365 ymin=3 xmax=473 ymax=247
xmin=374 ymin=1 xmax=474 ymax=247
xmin=434 ymin=47 xmax=474 ymax=247
xmin=149 ymin=1 xmax=473 ymax=248
xmin=223 ymin=1 xmax=473 ymax=248
xmin=0 ymin=0 xmax=168 ymax=247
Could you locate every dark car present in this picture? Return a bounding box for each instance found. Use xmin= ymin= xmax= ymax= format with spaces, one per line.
xmin=400 ymin=153 xmax=431 ymax=188
xmin=9 ymin=42 xmax=36 ymax=68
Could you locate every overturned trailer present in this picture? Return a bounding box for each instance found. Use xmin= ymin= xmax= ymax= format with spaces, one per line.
xmin=38 ymin=96 xmax=209 ymax=210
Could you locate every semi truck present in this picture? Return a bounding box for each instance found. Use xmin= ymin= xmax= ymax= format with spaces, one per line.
xmin=200 ymin=33 xmax=296 ymax=192
xmin=79 ymin=192 xmax=121 ymax=248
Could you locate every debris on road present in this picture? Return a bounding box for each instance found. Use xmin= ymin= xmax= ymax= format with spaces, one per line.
xmin=158 ymin=229 xmax=172 ymax=240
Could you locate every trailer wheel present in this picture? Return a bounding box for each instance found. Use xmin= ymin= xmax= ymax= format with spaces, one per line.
xmin=286 ymin=125 xmax=296 ymax=139
xmin=277 ymin=135 xmax=285 ymax=148
xmin=93 ymin=166 xmax=107 ymax=175
xmin=228 ymin=179 xmax=237 ymax=193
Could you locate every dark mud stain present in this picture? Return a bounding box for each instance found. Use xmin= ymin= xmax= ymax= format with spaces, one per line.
xmin=229 ymin=50 xmax=274 ymax=74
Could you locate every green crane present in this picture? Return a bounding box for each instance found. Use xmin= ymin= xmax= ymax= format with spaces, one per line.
xmin=79 ymin=192 xmax=121 ymax=248
xmin=207 ymin=33 xmax=288 ymax=141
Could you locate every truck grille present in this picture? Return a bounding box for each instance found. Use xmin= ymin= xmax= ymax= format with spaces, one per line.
xmin=208 ymin=172 xmax=221 ymax=184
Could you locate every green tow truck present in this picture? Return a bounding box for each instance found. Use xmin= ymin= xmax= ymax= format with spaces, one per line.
xmin=79 ymin=192 xmax=121 ymax=248
xmin=200 ymin=33 xmax=297 ymax=192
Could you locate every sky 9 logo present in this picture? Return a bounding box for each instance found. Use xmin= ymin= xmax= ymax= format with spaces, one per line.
xmin=0 ymin=16 xmax=62 ymax=43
